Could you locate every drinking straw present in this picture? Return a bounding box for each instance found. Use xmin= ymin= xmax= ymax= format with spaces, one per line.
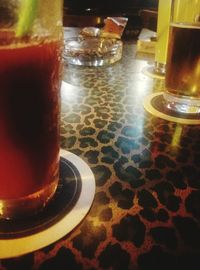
xmin=16 ymin=0 xmax=38 ymax=37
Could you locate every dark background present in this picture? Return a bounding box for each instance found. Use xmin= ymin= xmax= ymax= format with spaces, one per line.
xmin=63 ymin=0 xmax=158 ymax=37
xmin=64 ymin=0 xmax=158 ymax=14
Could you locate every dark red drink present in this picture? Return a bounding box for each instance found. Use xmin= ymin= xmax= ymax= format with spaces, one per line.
xmin=0 ymin=32 xmax=62 ymax=218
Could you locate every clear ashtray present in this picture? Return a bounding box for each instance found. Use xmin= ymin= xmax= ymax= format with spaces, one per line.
xmin=63 ymin=37 xmax=123 ymax=66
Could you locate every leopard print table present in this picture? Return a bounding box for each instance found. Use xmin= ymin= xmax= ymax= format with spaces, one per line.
xmin=1 ymin=39 xmax=200 ymax=270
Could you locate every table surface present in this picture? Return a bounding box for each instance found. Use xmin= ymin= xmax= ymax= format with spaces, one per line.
xmin=1 ymin=28 xmax=200 ymax=270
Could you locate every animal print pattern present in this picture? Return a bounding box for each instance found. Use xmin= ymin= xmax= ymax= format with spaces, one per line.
xmin=1 ymin=42 xmax=200 ymax=270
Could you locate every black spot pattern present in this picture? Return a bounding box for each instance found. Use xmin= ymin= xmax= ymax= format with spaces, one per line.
xmin=84 ymin=150 xmax=99 ymax=164
xmin=182 ymin=165 xmax=200 ymax=189
xmin=64 ymin=113 xmax=81 ymax=123
xmin=121 ymin=126 xmax=141 ymax=137
xmin=140 ymin=208 xmax=156 ymax=222
xmin=73 ymin=221 xmax=107 ymax=259
xmin=61 ymin=135 xmax=76 ymax=148
xmin=39 ymin=247 xmax=82 ymax=270
xmin=145 ymin=169 xmax=162 ymax=181
xmin=150 ymin=226 xmax=177 ymax=249
xmin=114 ymin=159 xmax=143 ymax=187
xmin=155 ymin=155 xmax=176 ymax=169
xmin=1 ymin=254 xmax=34 ymax=270
xmin=153 ymin=182 xmax=181 ymax=212
xmin=185 ymin=190 xmax=200 ymax=220
xmin=138 ymin=190 xmax=158 ymax=208
xmin=90 ymin=191 xmax=110 ymax=219
xmin=98 ymin=243 xmax=130 ymax=270
xmin=112 ymin=214 xmax=146 ymax=247
xmin=109 ymin=182 xmax=134 ymax=209
xmin=92 ymin=165 xmax=112 ymax=186
xmin=115 ymin=136 xmax=140 ymax=154
xmin=80 ymin=127 xmax=96 ymax=136
xmin=166 ymin=170 xmax=187 ymax=189
xmin=79 ymin=137 xmax=98 ymax=148
xmin=101 ymin=146 xmax=119 ymax=164
xmin=138 ymin=245 xmax=200 ymax=270
xmin=97 ymin=130 xmax=115 ymax=144
xmin=93 ymin=119 xmax=107 ymax=129
xmin=107 ymin=122 xmax=122 ymax=131
xmin=99 ymin=207 xmax=113 ymax=221
xmin=173 ymin=216 xmax=200 ymax=249
xmin=157 ymin=208 xmax=169 ymax=222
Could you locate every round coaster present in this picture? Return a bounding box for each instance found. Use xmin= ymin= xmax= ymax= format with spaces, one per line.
xmin=0 ymin=149 xmax=95 ymax=259
xmin=143 ymin=92 xmax=200 ymax=125
xmin=143 ymin=65 xmax=165 ymax=80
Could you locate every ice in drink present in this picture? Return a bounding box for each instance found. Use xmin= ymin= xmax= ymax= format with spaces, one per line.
xmin=0 ymin=31 xmax=62 ymax=218
xmin=165 ymin=23 xmax=200 ymax=98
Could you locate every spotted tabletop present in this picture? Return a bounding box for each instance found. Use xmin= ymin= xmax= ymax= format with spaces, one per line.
xmin=1 ymin=28 xmax=200 ymax=270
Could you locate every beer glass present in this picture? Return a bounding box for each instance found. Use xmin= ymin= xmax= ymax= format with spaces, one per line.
xmin=164 ymin=0 xmax=200 ymax=114
xmin=0 ymin=0 xmax=63 ymax=219
xmin=154 ymin=0 xmax=172 ymax=75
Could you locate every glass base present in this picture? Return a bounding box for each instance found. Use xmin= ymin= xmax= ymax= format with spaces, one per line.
xmin=154 ymin=62 xmax=166 ymax=76
xmin=0 ymin=179 xmax=58 ymax=220
xmin=143 ymin=62 xmax=166 ymax=79
xmin=163 ymin=92 xmax=200 ymax=114
xmin=143 ymin=92 xmax=200 ymax=125
xmin=0 ymin=150 xmax=96 ymax=259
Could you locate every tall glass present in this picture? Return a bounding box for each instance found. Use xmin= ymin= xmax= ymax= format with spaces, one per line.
xmin=164 ymin=0 xmax=200 ymax=114
xmin=154 ymin=0 xmax=172 ymax=75
xmin=0 ymin=0 xmax=63 ymax=219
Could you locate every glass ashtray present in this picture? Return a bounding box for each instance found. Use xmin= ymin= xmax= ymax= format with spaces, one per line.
xmin=63 ymin=37 xmax=123 ymax=66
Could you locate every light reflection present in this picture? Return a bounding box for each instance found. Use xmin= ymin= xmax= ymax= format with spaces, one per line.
xmin=96 ymin=17 xmax=102 ymax=24
xmin=171 ymin=124 xmax=183 ymax=147
xmin=61 ymin=81 xmax=82 ymax=103
xmin=0 ymin=202 xmax=3 ymax=216
xmin=191 ymin=58 xmax=200 ymax=94
xmin=125 ymin=61 xmax=160 ymax=135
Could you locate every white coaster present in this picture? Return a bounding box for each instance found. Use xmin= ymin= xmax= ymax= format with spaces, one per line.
xmin=0 ymin=149 xmax=95 ymax=259
xmin=143 ymin=92 xmax=200 ymax=125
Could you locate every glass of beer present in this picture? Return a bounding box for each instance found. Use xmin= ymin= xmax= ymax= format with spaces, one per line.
xmin=0 ymin=1 xmax=63 ymax=219
xmin=154 ymin=0 xmax=172 ymax=75
xmin=164 ymin=0 xmax=200 ymax=114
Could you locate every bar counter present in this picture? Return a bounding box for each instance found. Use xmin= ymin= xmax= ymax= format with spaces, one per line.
xmin=1 ymin=28 xmax=200 ymax=270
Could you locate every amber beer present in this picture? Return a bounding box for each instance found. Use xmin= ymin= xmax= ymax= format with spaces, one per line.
xmin=163 ymin=0 xmax=200 ymax=114
xmin=165 ymin=23 xmax=200 ymax=111
xmin=166 ymin=23 xmax=200 ymax=97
